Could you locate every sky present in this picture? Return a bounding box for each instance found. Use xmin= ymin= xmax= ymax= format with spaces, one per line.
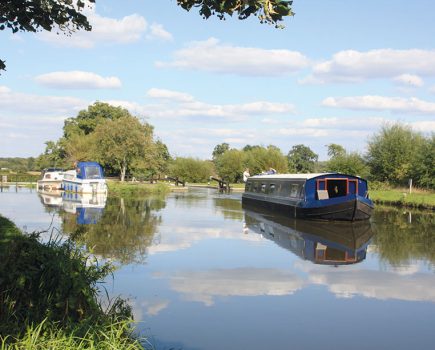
xmin=1 ymin=0 xmax=435 ymax=161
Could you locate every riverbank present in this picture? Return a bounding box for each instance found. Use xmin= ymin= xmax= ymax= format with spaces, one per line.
xmin=370 ymin=189 xmax=435 ymax=210
xmin=107 ymin=180 xmax=172 ymax=196
xmin=0 ymin=214 xmax=145 ymax=350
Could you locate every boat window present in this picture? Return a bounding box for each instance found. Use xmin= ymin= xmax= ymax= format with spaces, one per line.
xmin=84 ymin=166 xmax=102 ymax=179
xmin=290 ymin=184 xmax=300 ymax=198
xmin=261 ymin=183 xmax=266 ymax=193
xmin=45 ymin=174 xmax=51 ymax=179
xmin=327 ymin=179 xmax=347 ymax=198
xmin=269 ymin=184 xmax=276 ymax=194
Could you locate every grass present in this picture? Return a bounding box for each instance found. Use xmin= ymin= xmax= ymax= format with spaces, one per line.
xmin=107 ymin=180 xmax=170 ymax=197
xmin=370 ymin=188 xmax=435 ymax=210
xmin=0 ymin=215 xmax=146 ymax=349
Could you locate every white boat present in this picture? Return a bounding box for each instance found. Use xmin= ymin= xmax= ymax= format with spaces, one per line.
xmin=37 ymin=168 xmax=64 ymax=191
xmin=62 ymin=161 xmax=108 ymax=194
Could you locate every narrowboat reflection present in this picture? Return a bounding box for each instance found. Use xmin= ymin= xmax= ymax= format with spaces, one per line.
xmin=243 ymin=206 xmax=374 ymax=265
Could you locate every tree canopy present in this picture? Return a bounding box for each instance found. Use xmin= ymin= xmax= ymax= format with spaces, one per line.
xmin=287 ymin=144 xmax=318 ymax=173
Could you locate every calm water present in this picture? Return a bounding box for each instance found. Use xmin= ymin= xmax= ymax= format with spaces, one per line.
xmin=1 ymin=186 xmax=435 ymax=350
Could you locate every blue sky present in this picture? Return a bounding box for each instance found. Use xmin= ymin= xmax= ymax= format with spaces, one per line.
xmin=1 ymin=0 xmax=435 ymax=160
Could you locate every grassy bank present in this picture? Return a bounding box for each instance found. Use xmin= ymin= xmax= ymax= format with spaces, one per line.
xmin=0 ymin=215 xmax=145 ymax=350
xmin=370 ymin=189 xmax=435 ymax=210
xmin=107 ymin=180 xmax=170 ymax=197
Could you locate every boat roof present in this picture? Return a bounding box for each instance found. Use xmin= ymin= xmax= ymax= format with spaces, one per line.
xmin=249 ymin=172 xmax=352 ymax=180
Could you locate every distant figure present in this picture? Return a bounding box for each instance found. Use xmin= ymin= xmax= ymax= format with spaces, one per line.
xmin=266 ymin=167 xmax=276 ymax=175
xmin=243 ymin=168 xmax=251 ymax=182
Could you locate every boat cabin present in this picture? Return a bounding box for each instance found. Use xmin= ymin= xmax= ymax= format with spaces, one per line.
xmin=244 ymin=173 xmax=368 ymax=201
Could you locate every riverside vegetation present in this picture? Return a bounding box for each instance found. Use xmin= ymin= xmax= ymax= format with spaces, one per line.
xmin=0 ymin=215 xmax=147 ymax=350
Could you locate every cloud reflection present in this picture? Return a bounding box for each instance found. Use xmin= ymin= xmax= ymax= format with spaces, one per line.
xmin=164 ymin=268 xmax=305 ymax=306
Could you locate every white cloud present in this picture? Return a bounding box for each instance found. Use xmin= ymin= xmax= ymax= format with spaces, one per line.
xmin=166 ymin=268 xmax=305 ymax=306
xmin=0 ymin=86 xmax=87 ymax=116
xmin=148 ymin=23 xmax=173 ymax=41
xmin=35 ymin=71 xmax=122 ymax=89
xmin=156 ymin=37 xmax=309 ymax=76
xmin=322 ymin=95 xmax=435 ymax=115
xmin=147 ymin=88 xmax=195 ymax=103
xmin=38 ymin=6 xmax=167 ymax=48
xmin=310 ymin=49 xmax=435 ymax=83
xmin=393 ymin=74 xmax=424 ymax=87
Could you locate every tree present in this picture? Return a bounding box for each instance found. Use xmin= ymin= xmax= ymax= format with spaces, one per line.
xmin=326 ymin=152 xmax=369 ymax=178
xmin=92 ymin=115 xmax=155 ymax=181
xmin=212 ymin=142 xmax=230 ymax=161
xmin=168 ymin=157 xmax=214 ymax=182
xmin=411 ymin=134 xmax=435 ymax=189
xmin=1 ymin=0 xmax=293 ymax=73
xmin=215 ymin=149 xmax=246 ymax=182
xmin=176 ymin=0 xmax=293 ymax=27
xmin=287 ymin=144 xmax=318 ymax=173
xmin=367 ymin=123 xmax=424 ymax=185
xmin=63 ymin=102 xmax=131 ymax=137
xmin=326 ymin=143 xmax=346 ymax=158
xmin=244 ymin=145 xmax=288 ymax=175
xmin=0 ymin=0 xmax=95 ymax=72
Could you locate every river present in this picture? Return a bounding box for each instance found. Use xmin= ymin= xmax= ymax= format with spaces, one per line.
xmin=1 ymin=186 xmax=435 ymax=350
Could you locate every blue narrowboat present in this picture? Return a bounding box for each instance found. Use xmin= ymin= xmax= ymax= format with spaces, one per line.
xmin=242 ymin=173 xmax=374 ymax=221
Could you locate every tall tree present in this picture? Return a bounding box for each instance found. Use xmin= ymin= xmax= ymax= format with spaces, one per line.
xmin=212 ymin=142 xmax=230 ymax=161
xmin=326 ymin=143 xmax=346 ymax=158
xmin=367 ymin=123 xmax=424 ymax=185
xmin=287 ymin=144 xmax=318 ymax=173
xmin=92 ymin=115 xmax=155 ymax=182
xmin=411 ymin=134 xmax=435 ymax=189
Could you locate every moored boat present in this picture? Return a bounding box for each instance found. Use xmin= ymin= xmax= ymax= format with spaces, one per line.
xmin=242 ymin=173 xmax=374 ymax=221
xmin=37 ymin=168 xmax=64 ymax=191
xmin=62 ymin=161 xmax=108 ymax=194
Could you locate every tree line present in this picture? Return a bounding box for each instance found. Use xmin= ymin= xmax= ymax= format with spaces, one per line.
xmin=6 ymin=102 xmax=433 ymax=189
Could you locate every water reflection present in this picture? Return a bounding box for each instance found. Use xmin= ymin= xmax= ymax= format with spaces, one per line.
xmin=371 ymin=206 xmax=435 ymax=267
xmin=243 ymin=206 xmax=373 ymax=265
xmin=61 ymin=196 xmax=165 ymax=264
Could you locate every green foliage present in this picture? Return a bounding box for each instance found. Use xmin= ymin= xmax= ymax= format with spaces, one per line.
xmin=326 ymin=151 xmax=369 ymax=178
xmin=0 ymin=157 xmax=37 ymax=172
xmin=0 ymin=215 xmax=139 ymax=348
xmin=212 ymin=142 xmax=230 ymax=160
xmin=62 ymin=196 xmax=166 ymax=264
xmin=287 ymin=144 xmax=318 ymax=173
xmin=37 ymin=102 xmax=169 ymax=181
xmin=372 ymin=207 xmax=435 ymax=265
xmin=1 ymin=318 xmax=145 ymax=350
xmin=0 ymin=0 xmax=95 ymax=72
xmin=411 ymin=134 xmax=435 ymax=189
xmin=326 ymin=143 xmax=346 ymax=158
xmin=107 ymin=182 xmax=170 ymax=198
xmin=63 ymin=102 xmax=131 ymax=138
xmin=244 ymin=145 xmax=288 ymax=175
xmin=92 ymin=115 xmax=155 ymax=181
xmin=169 ymin=157 xmax=214 ymax=182
xmin=367 ymin=123 xmax=425 ymax=185
xmin=215 ymin=149 xmax=246 ymax=182
xmin=176 ymin=0 xmax=294 ymax=27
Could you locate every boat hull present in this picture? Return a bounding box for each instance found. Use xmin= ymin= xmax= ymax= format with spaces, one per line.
xmin=242 ymin=195 xmax=373 ymax=221
xmin=37 ymin=180 xmax=63 ymax=191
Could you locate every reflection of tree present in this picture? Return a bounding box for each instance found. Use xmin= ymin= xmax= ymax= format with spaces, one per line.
xmin=372 ymin=206 xmax=435 ymax=265
xmin=62 ymin=196 xmax=165 ymax=264
xmin=213 ymin=197 xmax=243 ymax=221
